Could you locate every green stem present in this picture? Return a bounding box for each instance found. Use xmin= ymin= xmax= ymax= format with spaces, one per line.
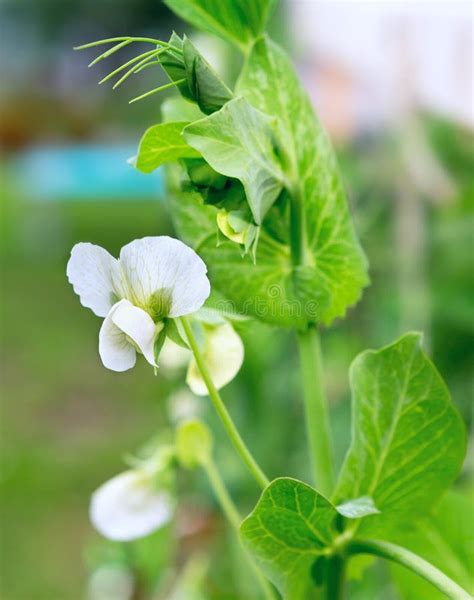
xmin=180 ymin=316 xmax=269 ymax=489
xmin=289 ymin=188 xmax=304 ymax=265
xmin=326 ymin=555 xmax=346 ymax=600
xmin=203 ymin=458 xmax=240 ymax=529
xmin=202 ymin=457 xmax=276 ymax=599
xmin=347 ymin=539 xmax=472 ymax=600
xmin=287 ymin=178 xmax=335 ymax=496
xmin=296 ymin=325 xmax=335 ymax=496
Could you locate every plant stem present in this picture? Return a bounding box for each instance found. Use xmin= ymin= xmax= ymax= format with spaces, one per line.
xmin=296 ymin=325 xmax=335 ymax=496
xmin=203 ymin=458 xmax=240 ymax=529
xmin=347 ymin=539 xmax=472 ymax=600
xmin=289 ymin=187 xmax=304 ymax=265
xmin=180 ymin=316 xmax=269 ymax=489
xmin=326 ymin=555 xmax=346 ymax=600
xmin=202 ymin=457 xmax=276 ymax=599
xmin=288 ymin=178 xmax=335 ymax=496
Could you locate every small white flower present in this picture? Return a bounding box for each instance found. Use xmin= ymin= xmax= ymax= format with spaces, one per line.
xmin=186 ymin=322 xmax=244 ymax=396
xmin=67 ymin=236 xmax=210 ymax=371
xmin=90 ymin=469 xmax=173 ymax=541
xmin=160 ymin=321 xmax=244 ymax=396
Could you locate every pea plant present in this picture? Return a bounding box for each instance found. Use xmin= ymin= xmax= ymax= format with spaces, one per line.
xmin=70 ymin=1 xmax=471 ymax=598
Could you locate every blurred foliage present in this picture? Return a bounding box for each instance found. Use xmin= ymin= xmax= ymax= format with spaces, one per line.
xmin=1 ymin=0 xmax=473 ymax=597
xmin=1 ymin=110 xmax=472 ymax=598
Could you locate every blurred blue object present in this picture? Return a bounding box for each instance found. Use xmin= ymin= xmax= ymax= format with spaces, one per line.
xmin=11 ymin=144 xmax=163 ymax=201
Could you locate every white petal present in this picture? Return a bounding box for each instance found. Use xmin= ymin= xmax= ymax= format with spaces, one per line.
xmin=90 ymin=470 xmax=173 ymax=541
xmin=187 ymin=323 xmax=244 ymax=396
xmin=111 ymin=300 xmax=159 ymax=367
xmin=159 ymin=338 xmax=192 ymax=371
xmin=99 ymin=302 xmax=136 ymax=372
xmin=119 ymin=237 xmax=210 ymax=318
xmin=67 ymin=243 xmax=125 ymax=317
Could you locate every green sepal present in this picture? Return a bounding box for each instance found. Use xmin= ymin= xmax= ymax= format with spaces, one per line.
xmin=153 ymin=321 xmax=170 ymax=365
xmin=165 ymin=318 xmax=190 ymax=349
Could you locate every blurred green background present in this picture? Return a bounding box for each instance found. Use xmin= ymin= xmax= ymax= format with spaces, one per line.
xmin=1 ymin=1 xmax=472 ymax=598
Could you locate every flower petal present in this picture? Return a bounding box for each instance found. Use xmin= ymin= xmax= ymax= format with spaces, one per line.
xmin=90 ymin=470 xmax=173 ymax=541
xmin=159 ymin=338 xmax=192 ymax=371
xmin=99 ymin=302 xmax=136 ymax=372
xmin=111 ymin=300 xmax=159 ymax=367
xmin=119 ymin=237 xmax=210 ymax=318
xmin=186 ymin=323 xmax=244 ymax=396
xmin=67 ymin=243 xmax=125 ymax=317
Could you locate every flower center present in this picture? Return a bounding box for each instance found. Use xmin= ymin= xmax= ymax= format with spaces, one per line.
xmin=146 ymin=288 xmax=173 ymax=321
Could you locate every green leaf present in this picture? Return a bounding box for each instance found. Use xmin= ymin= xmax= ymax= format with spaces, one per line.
xmin=135 ymin=122 xmax=200 ymax=174
xmin=240 ymin=477 xmax=339 ymax=599
xmin=390 ymin=489 xmax=474 ymax=599
xmin=336 ymin=496 xmax=380 ymax=520
xmin=165 ymin=37 xmax=367 ymax=328
xmin=182 ymin=36 xmax=233 ymax=115
xmin=237 ymin=36 xmax=369 ymax=326
xmin=167 ymin=183 xmax=331 ymax=329
xmin=334 ymin=333 xmax=466 ymax=537
xmin=184 ymin=97 xmax=285 ymax=224
xmin=161 ymin=96 xmax=204 ymax=124
xmin=163 ymin=0 xmax=276 ymax=52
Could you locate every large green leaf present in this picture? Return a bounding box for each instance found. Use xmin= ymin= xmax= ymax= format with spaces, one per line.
xmin=167 ymin=185 xmax=331 ymax=328
xmin=390 ymin=489 xmax=474 ymax=599
xmin=184 ymin=97 xmax=285 ymax=224
xmin=135 ymin=122 xmax=200 ymax=174
xmin=335 ymin=333 xmax=466 ymax=536
xmin=163 ymin=0 xmax=276 ymax=52
xmin=237 ymin=36 xmax=369 ymax=326
xmin=240 ymin=477 xmax=339 ymax=599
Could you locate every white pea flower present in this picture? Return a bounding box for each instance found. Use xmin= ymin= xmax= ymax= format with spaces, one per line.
xmin=67 ymin=236 xmax=210 ymax=371
xmin=160 ymin=320 xmax=244 ymax=396
xmin=186 ymin=322 xmax=244 ymax=395
xmin=90 ymin=463 xmax=174 ymax=541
